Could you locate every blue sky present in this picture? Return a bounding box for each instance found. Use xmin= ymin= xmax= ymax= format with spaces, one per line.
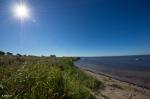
xmin=0 ymin=0 xmax=150 ymax=56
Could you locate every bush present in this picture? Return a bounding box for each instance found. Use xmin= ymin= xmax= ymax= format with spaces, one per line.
xmin=6 ymin=52 xmax=13 ymax=56
xmin=0 ymin=51 xmax=5 ymax=56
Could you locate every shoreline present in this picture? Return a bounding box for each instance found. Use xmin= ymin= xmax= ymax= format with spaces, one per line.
xmin=74 ymin=65 xmax=150 ymax=90
xmin=78 ymin=66 xmax=150 ymax=90
xmin=79 ymin=67 xmax=150 ymax=99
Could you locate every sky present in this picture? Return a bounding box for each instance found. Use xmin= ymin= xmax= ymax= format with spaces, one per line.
xmin=0 ymin=0 xmax=150 ymax=56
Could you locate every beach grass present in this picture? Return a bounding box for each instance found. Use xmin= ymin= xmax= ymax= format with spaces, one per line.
xmin=0 ymin=55 xmax=104 ymax=99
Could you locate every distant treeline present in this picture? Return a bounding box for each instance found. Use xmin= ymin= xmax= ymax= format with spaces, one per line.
xmin=0 ymin=51 xmax=56 ymax=57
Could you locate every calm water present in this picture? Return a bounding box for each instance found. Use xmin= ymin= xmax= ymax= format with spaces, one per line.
xmin=74 ymin=55 xmax=150 ymax=89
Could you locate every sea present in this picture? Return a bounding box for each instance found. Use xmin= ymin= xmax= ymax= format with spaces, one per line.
xmin=74 ymin=55 xmax=150 ymax=89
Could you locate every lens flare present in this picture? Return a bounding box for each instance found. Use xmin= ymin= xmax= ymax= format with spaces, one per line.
xmin=13 ymin=4 xmax=30 ymax=20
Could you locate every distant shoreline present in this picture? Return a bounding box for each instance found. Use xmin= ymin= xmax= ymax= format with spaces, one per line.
xmin=78 ymin=55 xmax=150 ymax=58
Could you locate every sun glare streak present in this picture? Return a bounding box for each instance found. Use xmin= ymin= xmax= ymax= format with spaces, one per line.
xmin=13 ymin=3 xmax=30 ymax=21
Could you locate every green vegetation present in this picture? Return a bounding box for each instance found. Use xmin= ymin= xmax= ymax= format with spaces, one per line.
xmin=0 ymin=53 xmax=104 ymax=99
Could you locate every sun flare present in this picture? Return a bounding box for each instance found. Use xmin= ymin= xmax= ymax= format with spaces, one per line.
xmin=13 ymin=4 xmax=30 ymax=20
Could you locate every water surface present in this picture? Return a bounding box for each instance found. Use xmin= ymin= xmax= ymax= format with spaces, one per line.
xmin=74 ymin=55 xmax=150 ymax=89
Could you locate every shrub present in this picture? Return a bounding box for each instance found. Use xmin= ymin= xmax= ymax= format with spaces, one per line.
xmin=0 ymin=51 xmax=5 ymax=56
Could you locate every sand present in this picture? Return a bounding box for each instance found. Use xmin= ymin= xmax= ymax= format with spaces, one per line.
xmin=81 ymin=68 xmax=150 ymax=99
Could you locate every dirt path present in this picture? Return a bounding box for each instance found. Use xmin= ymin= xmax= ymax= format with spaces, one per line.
xmin=82 ymin=69 xmax=150 ymax=99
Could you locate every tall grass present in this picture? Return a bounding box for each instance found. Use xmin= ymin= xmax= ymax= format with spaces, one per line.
xmin=0 ymin=56 xmax=104 ymax=99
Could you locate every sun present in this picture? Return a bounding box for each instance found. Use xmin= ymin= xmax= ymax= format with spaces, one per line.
xmin=13 ymin=4 xmax=30 ymax=20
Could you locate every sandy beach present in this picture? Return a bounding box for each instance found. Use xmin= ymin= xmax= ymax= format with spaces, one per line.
xmin=81 ymin=68 xmax=150 ymax=99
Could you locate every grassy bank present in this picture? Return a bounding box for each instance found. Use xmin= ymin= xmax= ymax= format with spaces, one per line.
xmin=0 ymin=55 xmax=104 ymax=99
